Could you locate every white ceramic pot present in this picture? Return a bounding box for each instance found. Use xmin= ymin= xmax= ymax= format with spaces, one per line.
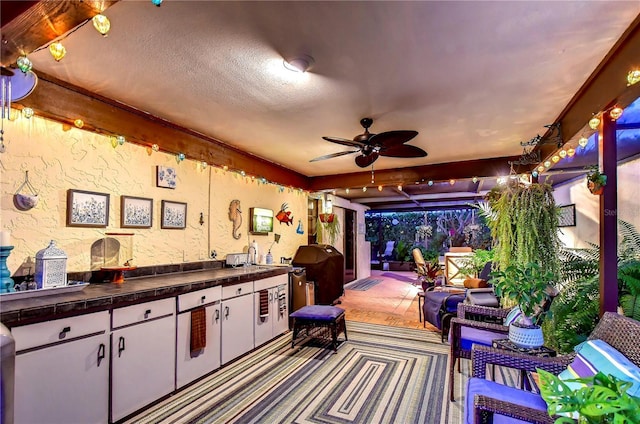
xmin=508 ymin=322 xmax=544 ymax=349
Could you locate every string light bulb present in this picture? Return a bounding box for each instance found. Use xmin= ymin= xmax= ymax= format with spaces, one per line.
xmin=544 ymin=160 xmax=551 ymax=168
xmin=609 ymin=107 xmax=623 ymax=121
xmin=201 ymin=161 xmax=208 ymax=170
xmin=428 ymin=180 xmax=433 ymax=186
xmin=223 ymin=165 xmax=229 ymax=171
xmin=397 ymin=185 xmax=402 ymax=191
xmin=628 ymin=69 xmax=640 ymax=86
xmin=152 ymin=143 xmax=159 ymax=152
xmin=588 ymin=115 xmax=600 ymax=130
xmin=22 ymin=107 xmax=34 ymax=119
xmin=16 ymin=56 xmax=33 ymax=73
xmin=49 ymin=42 xmax=66 ymax=61
xmin=151 ymin=0 xmax=163 ymax=5
xmin=551 ymin=155 xmax=560 ymax=163
xmin=92 ymin=14 xmax=111 ymax=36
xmin=472 ymin=176 xmax=478 ymax=183
xmin=449 ymin=179 xmax=455 ymax=186
xmin=537 ymin=165 xmax=545 ymax=173
xmin=578 ymin=136 xmax=588 ymax=148
xmin=567 ymin=148 xmax=576 ymax=157
xmin=532 ymin=170 xmax=538 ymax=178
xmin=74 ymin=119 xmax=84 ymax=128
xmin=116 ymin=135 xmax=125 ymax=145
xmin=559 ymin=150 xmax=567 ymax=158
xmin=345 ymin=188 xmax=350 ymax=194
xmin=362 ymin=186 xmax=367 ymax=192
xmin=377 ymin=185 xmax=383 ymax=191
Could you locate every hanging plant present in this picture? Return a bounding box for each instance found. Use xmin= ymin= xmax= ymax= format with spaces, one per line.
xmin=586 ymin=167 xmax=607 ymax=195
xmin=315 ymin=214 xmax=340 ymax=246
xmin=484 ymin=182 xmax=561 ymax=277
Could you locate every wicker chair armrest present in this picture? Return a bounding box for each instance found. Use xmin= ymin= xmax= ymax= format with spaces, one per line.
xmin=457 ymin=302 xmax=510 ymax=319
xmin=473 ymin=395 xmax=559 ymax=424
xmin=471 ymin=345 xmax=574 ymax=379
xmin=450 ymin=317 xmax=509 ymax=334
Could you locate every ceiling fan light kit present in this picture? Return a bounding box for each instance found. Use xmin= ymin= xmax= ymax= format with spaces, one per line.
xmin=311 ymin=117 xmax=427 ymax=168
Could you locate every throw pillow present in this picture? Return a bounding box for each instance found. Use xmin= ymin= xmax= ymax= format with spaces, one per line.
xmin=557 ymin=339 xmax=640 ymax=397
xmin=463 ymin=278 xmax=487 ymax=289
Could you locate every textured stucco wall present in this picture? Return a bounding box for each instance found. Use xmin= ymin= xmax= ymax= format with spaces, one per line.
xmin=553 ymin=157 xmax=640 ymax=248
xmin=1 ymin=114 xmax=307 ymax=276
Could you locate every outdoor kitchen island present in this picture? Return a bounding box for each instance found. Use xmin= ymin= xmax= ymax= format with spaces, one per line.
xmin=0 ymin=263 xmax=290 ymax=424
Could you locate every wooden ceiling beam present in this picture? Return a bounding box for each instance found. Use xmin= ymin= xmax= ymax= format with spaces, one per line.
xmin=307 ymin=156 xmax=521 ymax=191
xmin=1 ymin=0 xmax=119 ymax=67
xmin=17 ymin=72 xmax=310 ymax=188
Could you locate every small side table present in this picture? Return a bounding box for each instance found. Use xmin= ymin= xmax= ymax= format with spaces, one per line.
xmin=492 ymin=338 xmax=556 ymax=390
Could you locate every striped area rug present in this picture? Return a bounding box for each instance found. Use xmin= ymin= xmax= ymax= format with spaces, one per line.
xmin=344 ymin=278 xmax=383 ymax=291
xmin=128 ymin=322 xmax=461 ymax=424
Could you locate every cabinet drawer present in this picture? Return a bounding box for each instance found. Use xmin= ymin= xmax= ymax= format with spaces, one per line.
xmin=177 ymin=286 xmax=222 ymax=312
xmin=222 ymin=281 xmax=253 ymax=300
xmin=112 ymin=298 xmax=175 ymax=329
xmin=254 ymin=274 xmax=287 ymax=291
xmin=12 ymin=311 xmax=109 ymax=352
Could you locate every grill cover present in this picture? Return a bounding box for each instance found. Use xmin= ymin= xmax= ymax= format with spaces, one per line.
xmin=292 ymin=244 xmax=344 ymax=305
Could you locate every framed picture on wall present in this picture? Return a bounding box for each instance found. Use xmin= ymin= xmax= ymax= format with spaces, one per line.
xmin=67 ymin=189 xmax=110 ymax=227
xmin=558 ymin=204 xmax=576 ymax=227
xmin=161 ymin=200 xmax=187 ymax=229
xmin=121 ymin=196 xmax=153 ymax=228
xmin=156 ymin=166 xmax=177 ymax=189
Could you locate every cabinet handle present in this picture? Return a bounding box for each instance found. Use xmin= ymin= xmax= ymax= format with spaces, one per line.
xmin=118 ymin=336 xmax=126 ymax=358
xmin=201 ymin=295 xmax=206 ymax=303
xmin=97 ymin=343 xmax=106 ymax=366
xmin=144 ymin=309 xmax=151 ymax=319
xmin=224 ymin=306 xmax=230 ymax=318
xmin=59 ymin=326 xmax=71 ymax=338
xmin=269 ymin=292 xmax=273 ymax=302
xmin=237 ymin=288 xmax=242 ymax=294
xmin=215 ymin=308 xmax=220 ymax=321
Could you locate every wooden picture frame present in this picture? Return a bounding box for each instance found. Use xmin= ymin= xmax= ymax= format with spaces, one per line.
xmin=161 ymin=200 xmax=187 ymax=229
xmin=156 ymin=166 xmax=176 ymax=189
xmin=558 ymin=204 xmax=576 ymax=227
xmin=121 ymin=196 xmax=153 ymax=228
xmin=67 ymin=189 xmax=110 ymax=227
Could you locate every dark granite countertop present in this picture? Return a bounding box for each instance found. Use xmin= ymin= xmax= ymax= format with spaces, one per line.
xmin=0 ymin=266 xmax=290 ymax=328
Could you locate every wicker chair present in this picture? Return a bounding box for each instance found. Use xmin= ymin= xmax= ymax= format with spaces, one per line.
xmin=466 ymin=312 xmax=640 ymax=423
xmin=449 ymin=303 xmax=511 ymax=401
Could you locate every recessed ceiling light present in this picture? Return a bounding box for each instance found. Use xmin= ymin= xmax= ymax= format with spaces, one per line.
xmin=284 ymin=55 xmax=314 ymax=73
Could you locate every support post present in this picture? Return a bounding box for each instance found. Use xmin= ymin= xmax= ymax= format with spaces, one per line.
xmin=599 ymin=111 xmax=618 ymax=315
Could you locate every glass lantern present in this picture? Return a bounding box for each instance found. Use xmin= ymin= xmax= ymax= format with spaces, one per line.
xmin=35 ymin=240 xmax=67 ymax=289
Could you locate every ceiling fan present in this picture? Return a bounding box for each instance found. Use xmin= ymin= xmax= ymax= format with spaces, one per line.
xmin=310 ymin=118 xmax=427 ymax=168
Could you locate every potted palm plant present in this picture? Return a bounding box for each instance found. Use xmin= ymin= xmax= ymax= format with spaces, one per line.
xmin=491 ymin=262 xmax=557 ymax=348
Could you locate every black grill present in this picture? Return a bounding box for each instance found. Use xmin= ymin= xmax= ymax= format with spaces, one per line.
xmin=292 ymin=244 xmax=344 ymax=305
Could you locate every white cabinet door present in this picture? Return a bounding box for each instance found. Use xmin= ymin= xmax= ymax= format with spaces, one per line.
xmin=254 ymin=288 xmax=274 ymax=347
xmin=14 ymin=333 xmax=109 ymax=424
xmin=273 ymin=283 xmax=289 ymax=337
xmin=176 ymin=303 xmax=222 ymax=389
xmin=221 ymin=294 xmax=254 ymax=365
xmin=111 ymin=315 xmax=176 ymax=422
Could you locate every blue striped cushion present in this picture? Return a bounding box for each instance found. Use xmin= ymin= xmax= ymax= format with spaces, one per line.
xmin=504 ymin=306 xmax=522 ymax=326
xmin=557 ymin=339 xmax=640 ymax=396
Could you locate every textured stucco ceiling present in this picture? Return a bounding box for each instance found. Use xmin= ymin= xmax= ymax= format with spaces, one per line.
xmin=26 ymin=0 xmax=640 ymax=178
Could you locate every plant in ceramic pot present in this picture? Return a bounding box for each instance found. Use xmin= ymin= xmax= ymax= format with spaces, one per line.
xmin=586 ymin=167 xmax=607 ymax=195
xmin=491 ymin=262 xmax=557 ymax=348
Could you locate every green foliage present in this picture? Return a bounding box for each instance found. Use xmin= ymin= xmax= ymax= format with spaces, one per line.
xmin=537 ymin=369 xmax=640 ymax=423
xmin=394 ymin=240 xmax=412 ymax=262
xmin=485 ymin=183 xmax=561 ymax=276
xmin=490 ymin=262 xmax=557 ymax=321
xmin=458 ymin=249 xmax=495 ymax=277
xmin=547 ymin=220 xmax=640 ymax=354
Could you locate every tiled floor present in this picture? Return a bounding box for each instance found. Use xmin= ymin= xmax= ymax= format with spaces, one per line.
xmin=340 ymin=269 xmax=440 ymax=332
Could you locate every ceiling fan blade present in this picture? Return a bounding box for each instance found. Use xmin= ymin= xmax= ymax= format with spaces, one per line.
xmin=355 ymin=152 xmax=379 ymax=168
xmin=310 ymin=150 xmax=359 ymax=162
xmin=368 ymin=130 xmax=418 ymax=147
xmin=380 ymin=144 xmax=428 ymax=158
xmin=322 ymin=136 xmax=364 ymax=148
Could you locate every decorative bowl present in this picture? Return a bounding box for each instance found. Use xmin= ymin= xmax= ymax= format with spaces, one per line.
xmin=14 ymin=193 xmax=39 ymax=210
